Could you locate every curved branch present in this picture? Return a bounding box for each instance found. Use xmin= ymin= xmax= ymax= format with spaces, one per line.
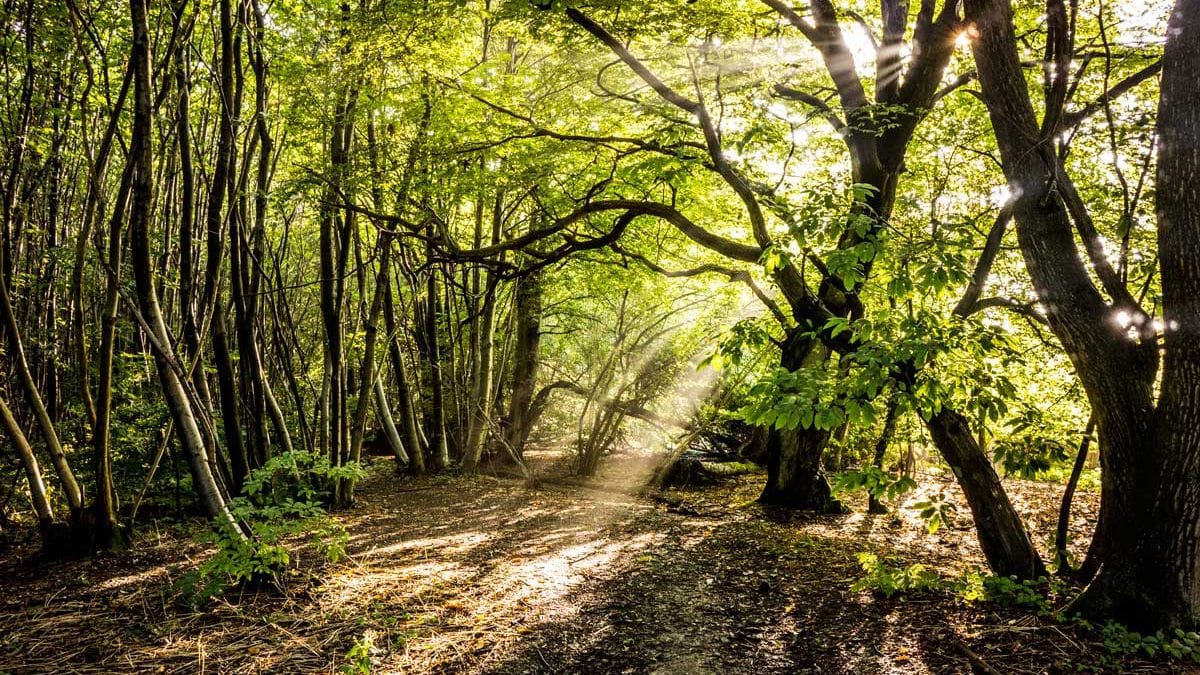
xmin=953 ymin=205 xmax=1012 ymax=317
xmin=965 ymin=296 xmax=1049 ymax=324
xmin=611 ymin=244 xmax=790 ymax=327
xmin=772 ymin=84 xmax=846 ymax=132
xmin=565 ymin=8 xmax=700 ymax=113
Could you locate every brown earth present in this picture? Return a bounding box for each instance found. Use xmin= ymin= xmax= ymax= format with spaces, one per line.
xmin=0 ymin=450 xmax=1190 ymax=674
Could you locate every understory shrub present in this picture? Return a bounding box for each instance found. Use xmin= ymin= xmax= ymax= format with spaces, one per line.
xmin=176 ymin=451 xmax=364 ymax=605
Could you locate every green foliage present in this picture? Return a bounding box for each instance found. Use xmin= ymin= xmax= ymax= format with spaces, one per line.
xmin=955 ymin=571 xmax=1056 ymax=612
xmin=699 ymin=317 xmax=775 ymax=371
xmin=342 ymin=633 xmax=375 ymax=674
xmin=833 ymin=466 xmax=917 ymax=503
xmin=851 ymin=552 xmax=943 ymax=598
xmin=911 ymin=492 xmax=956 ymax=534
xmin=991 ymin=406 xmax=1074 ymax=479
xmin=176 ymin=452 xmax=363 ymax=606
xmin=1097 ymin=623 xmax=1200 ymax=663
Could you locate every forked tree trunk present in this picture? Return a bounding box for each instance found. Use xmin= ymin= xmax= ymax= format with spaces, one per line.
xmin=1071 ymin=0 xmax=1200 ymax=629
xmin=374 ymin=375 xmax=409 ymax=465
xmin=384 ymin=266 xmax=425 ymax=474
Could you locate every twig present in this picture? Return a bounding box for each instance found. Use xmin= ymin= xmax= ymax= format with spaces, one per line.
xmin=957 ymin=641 xmax=1003 ymax=675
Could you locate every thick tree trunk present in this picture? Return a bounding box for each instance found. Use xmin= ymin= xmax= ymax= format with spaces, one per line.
xmin=758 ymin=331 xmax=842 ymax=511
xmin=504 ymin=267 xmax=542 ymax=458
xmin=1073 ymin=0 xmax=1200 ymax=629
xmin=761 ymin=425 xmax=843 ymax=511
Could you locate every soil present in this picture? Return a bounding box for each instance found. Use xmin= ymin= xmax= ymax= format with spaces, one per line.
xmin=0 ymin=450 xmax=1192 ymax=674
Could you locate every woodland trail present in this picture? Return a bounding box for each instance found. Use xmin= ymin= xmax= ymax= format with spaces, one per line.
xmin=0 ymin=452 xmax=1147 ymax=674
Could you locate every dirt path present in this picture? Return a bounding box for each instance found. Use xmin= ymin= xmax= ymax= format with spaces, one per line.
xmin=0 ymin=453 xmax=1175 ymax=674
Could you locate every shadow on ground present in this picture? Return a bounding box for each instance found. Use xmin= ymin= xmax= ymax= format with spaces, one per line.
xmin=0 ymin=453 xmax=1145 ymax=674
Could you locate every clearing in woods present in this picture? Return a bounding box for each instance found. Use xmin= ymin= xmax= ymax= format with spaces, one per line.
xmin=0 ymin=451 xmax=1139 ymax=674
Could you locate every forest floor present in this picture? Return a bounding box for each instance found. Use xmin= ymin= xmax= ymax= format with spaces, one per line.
xmin=0 ymin=449 xmax=1192 ymax=674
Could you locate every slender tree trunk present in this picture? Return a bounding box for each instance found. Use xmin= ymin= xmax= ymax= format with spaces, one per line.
xmin=212 ymin=304 xmax=248 ymax=490
xmin=89 ymin=159 xmax=133 ymax=549
xmin=424 ymin=259 xmax=451 ymax=471
xmin=374 ymin=374 xmax=409 ymax=465
xmin=867 ymin=396 xmax=900 ymax=514
xmin=0 ymin=256 xmax=83 ymax=514
xmin=462 ymin=198 xmax=503 ymax=473
xmin=384 ymin=277 xmax=425 ymax=474
xmin=926 ymin=408 xmax=1046 ymax=579
xmin=1055 ymin=417 xmax=1095 ymax=575
xmin=0 ymin=394 xmax=58 ymax=549
xmin=128 ymin=0 xmax=241 ymax=534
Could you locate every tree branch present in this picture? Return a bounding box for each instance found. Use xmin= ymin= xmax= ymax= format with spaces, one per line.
xmin=611 ymin=244 xmax=790 ymax=327
xmin=1058 ymin=59 xmax=1161 ymax=131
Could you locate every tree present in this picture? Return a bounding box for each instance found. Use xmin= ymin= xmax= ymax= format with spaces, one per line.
xmin=964 ymin=0 xmax=1200 ymax=628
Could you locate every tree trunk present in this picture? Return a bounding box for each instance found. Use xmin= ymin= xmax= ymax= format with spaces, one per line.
xmin=867 ymin=396 xmax=900 ymax=514
xmin=462 ymin=196 xmax=503 ymax=473
xmin=0 ymin=394 xmax=59 ymax=550
xmin=423 ymin=259 xmax=451 ymax=471
xmin=212 ymin=303 xmax=248 ymax=491
xmin=128 ymin=0 xmax=241 ymax=535
xmin=504 ymin=267 xmax=543 ymax=458
xmin=384 ymin=278 xmax=424 ymax=474
xmin=1072 ymin=0 xmax=1200 ymax=629
xmin=758 ymin=331 xmax=842 ymax=511
xmin=374 ymin=374 xmax=409 ymax=465
xmin=1056 ymin=417 xmax=1095 ymax=575
xmin=926 ymin=408 xmax=1046 ymax=579
xmin=88 ymin=158 xmax=132 ymax=550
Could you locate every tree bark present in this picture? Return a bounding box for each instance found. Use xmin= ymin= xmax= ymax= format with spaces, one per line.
xmin=128 ymin=0 xmax=241 ymax=534
xmin=926 ymin=408 xmax=1046 ymax=579
xmin=759 ymin=332 xmax=843 ymax=511
xmin=504 ymin=266 xmax=543 ymax=458
xmin=867 ymin=397 xmax=900 ymax=514
xmin=0 ymin=394 xmax=58 ymax=549
xmin=1072 ymin=0 xmax=1200 ymax=629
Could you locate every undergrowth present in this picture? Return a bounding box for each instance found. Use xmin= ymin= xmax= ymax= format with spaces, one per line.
xmin=175 ymin=451 xmax=365 ymax=606
xmin=853 ymin=552 xmax=1200 ymax=668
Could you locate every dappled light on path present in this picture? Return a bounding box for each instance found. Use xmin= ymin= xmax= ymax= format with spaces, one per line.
xmin=0 ymin=457 xmax=1098 ymax=673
